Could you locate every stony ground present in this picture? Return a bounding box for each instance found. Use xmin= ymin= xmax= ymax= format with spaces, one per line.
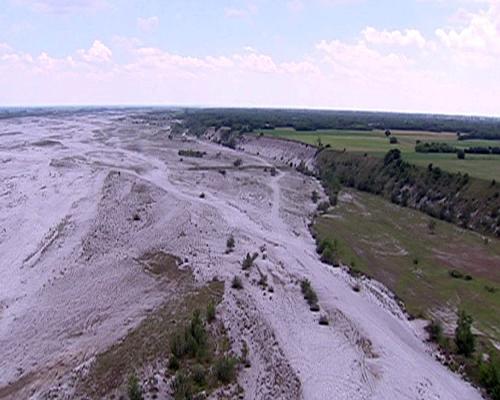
xmin=0 ymin=110 xmax=483 ymax=399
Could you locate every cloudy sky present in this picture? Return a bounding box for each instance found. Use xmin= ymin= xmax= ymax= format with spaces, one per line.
xmin=0 ymin=0 xmax=499 ymax=115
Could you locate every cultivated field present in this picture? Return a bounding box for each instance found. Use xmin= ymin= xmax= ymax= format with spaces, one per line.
xmin=313 ymin=189 xmax=500 ymax=342
xmin=260 ymin=128 xmax=500 ymax=181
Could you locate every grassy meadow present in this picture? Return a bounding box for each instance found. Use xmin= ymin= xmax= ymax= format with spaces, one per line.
xmin=259 ymin=128 xmax=500 ymax=181
xmin=313 ymin=189 xmax=500 ymax=341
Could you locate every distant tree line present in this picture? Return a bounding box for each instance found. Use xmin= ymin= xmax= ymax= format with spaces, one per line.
xmin=179 ymin=108 xmax=500 ymax=138
xmin=415 ymin=142 xmax=500 ymax=155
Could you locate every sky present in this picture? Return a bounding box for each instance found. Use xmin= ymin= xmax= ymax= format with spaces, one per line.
xmin=0 ymin=0 xmax=499 ymax=116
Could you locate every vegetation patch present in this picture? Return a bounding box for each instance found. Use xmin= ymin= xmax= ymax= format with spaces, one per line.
xmin=300 ymin=279 xmax=320 ymax=311
xmin=178 ymin=149 xmax=207 ymax=158
xmin=76 ymin=261 xmax=226 ymax=399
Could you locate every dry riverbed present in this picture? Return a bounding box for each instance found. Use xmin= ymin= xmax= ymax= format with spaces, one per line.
xmin=0 ymin=111 xmax=483 ymax=399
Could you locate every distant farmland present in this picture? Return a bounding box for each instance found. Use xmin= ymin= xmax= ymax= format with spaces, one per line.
xmin=258 ymin=128 xmax=500 ymax=181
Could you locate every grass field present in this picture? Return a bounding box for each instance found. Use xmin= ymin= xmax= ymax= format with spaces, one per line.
xmin=313 ymin=189 xmax=500 ymax=341
xmin=259 ymin=128 xmax=500 ymax=181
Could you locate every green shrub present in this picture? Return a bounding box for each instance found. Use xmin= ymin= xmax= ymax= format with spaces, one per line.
xmin=206 ymin=301 xmax=216 ymax=323
xmin=171 ymin=371 xmax=193 ymax=400
xmin=127 ymin=374 xmax=143 ymax=400
xmin=479 ymin=358 xmax=500 ymax=400
xmin=214 ymin=357 xmax=237 ymax=384
xmin=233 ymin=158 xmax=243 ymax=167
xmin=168 ymin=356 xmax=180 ymax=371
xmin=455 ymin=310 xmax=475 ymax=357
xmin=311 ymin=190 xmax=319 ymax=203
xmin=300 ymin=279 xmax=319 ymax=309
xmin=170 ymin=310 xmax=208 ymax=360
xmin=425 ymin=320 xmax=443 ymax=343
xmin=192 ymin=364 xmax=206 ymax=386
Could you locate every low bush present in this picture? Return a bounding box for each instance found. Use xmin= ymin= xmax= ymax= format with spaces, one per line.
xmin=242 ymin=252 xmax=258 ymax=270
xmin=178 ymin=149 xmax=206 ymax=158
xmin=226 ymin=235 xmax=235 ymax=253
xmin=171 ymin=371 xmax=193 ymax=400
xmin=206 ymin=301 xmax=216 ymax=323
xmin=317 ymin=201 xmax=330 ymax=213
xmin=232 ymin=276 xmax=243 ymax=290
xmin=233 ymin=158 xmax=243 ymax=167
xmin=127 ymin=374 xmax=143 ymax=400
xmin=214 ymin=357 xmax=237 ymax=384
xmin=300 ymin=279 xmax=319 ymax=310
xmin=425 ymin=320 xmax=443 ymax=343
xmin=455 ymin=310 xmax=475 ymax=357
xmin=319 ymin=315 xmax=329 ymax=325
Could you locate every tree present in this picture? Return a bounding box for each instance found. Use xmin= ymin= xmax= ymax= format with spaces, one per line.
xmin=457 ymin=149 xmax=465 ymax=159
xmin=455 ymin=310 xmax=475 ymax=357
xmin=389 ymin=136 xmax=398 ymax=144
xmin=385 ymin=129 xmax=392 ymax=137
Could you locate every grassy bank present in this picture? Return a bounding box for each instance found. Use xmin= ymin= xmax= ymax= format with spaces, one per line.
xmin=313 ymin=189 xmax=500 ymax=340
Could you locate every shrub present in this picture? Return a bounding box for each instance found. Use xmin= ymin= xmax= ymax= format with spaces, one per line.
xmin=226 ymin=235 xmax=235 ymax=252
xmin=479 ymin=358 xmax=500 ymax=400
xmin=232 ymin=276 xmax=243 ymax=290
xmin=449 ymin=270 xmax=464 ymax=279
xmin=206 ymin=301 xmax=216 ymax=323
xmin=300 ymin=279 xmax=319 ymax=309
xmin=170 ymin=310 xmax=208 ymax=360
xmin=192 ymin=364 xmax=206 ymax=386
xmin=389 ymin=137 xmax=398 ymax=144
xmin=199 ymin=192 xmax=206 ymax=199
xmin=127 ymin=374 xmax=143 ymax=400
xmin=457 ymin=149 xmax=465 ymax=159
xmin=233 ymin=158 xmax=243 ymax=167
xmin=311 ymin=190 xmax=319 ymax=203
xmin=178 ymin=149 xmax=206 ymax=158
xmin=455 ymin=310 xmax=475 ymax=357
xmin=171 ymin=371 xmax=193 ymax=400
xmin=242 ymin=252 xmax=258 ymax=270
xmin=425 ymin=320 xmax=443 ymax=343
xmin=168 ymin=356 xmax=180 ymax=371
xmin=317 ymin=201 xmax=330 ymax=213
xmin=214 ymin=357 xmax=237 ymax=384
xmin=428 ymin=219 xmax=436 ymax=234
xmin=319 ymin=315 xmax=329 ymax=325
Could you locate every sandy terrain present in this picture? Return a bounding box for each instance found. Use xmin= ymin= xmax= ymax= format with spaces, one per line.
xmin=0 ymin=110 xmax=483 ymax=399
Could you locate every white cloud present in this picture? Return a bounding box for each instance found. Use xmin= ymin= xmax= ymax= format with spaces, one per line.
xmin=224 ymin=4 xmax=258 ymax=18
xmin=137 ymin=16 xmax=160 ymax=32
xmin=435 ymin=2 xmax=500 ymax=66
xmin=76 ymin=40 xmax=112 ymax=63
xmin=362 ymin=27 xmax=428 ymax=49
xmin=13 ymin=0 xmax=109 ymax=14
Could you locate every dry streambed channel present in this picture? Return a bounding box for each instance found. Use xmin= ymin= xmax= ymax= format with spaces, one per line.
xmin=0 ymin=111 xmax=483 ymax=399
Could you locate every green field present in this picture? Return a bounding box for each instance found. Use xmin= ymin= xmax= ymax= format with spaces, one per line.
xmin=313 ymin=189 xmax=500 ymax=341
xmin=259 ymin=128 xmax=500 ymax=181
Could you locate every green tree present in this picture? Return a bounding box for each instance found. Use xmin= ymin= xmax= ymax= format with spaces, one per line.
xmin=455 ymin=310 xmax=475 ymax=357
